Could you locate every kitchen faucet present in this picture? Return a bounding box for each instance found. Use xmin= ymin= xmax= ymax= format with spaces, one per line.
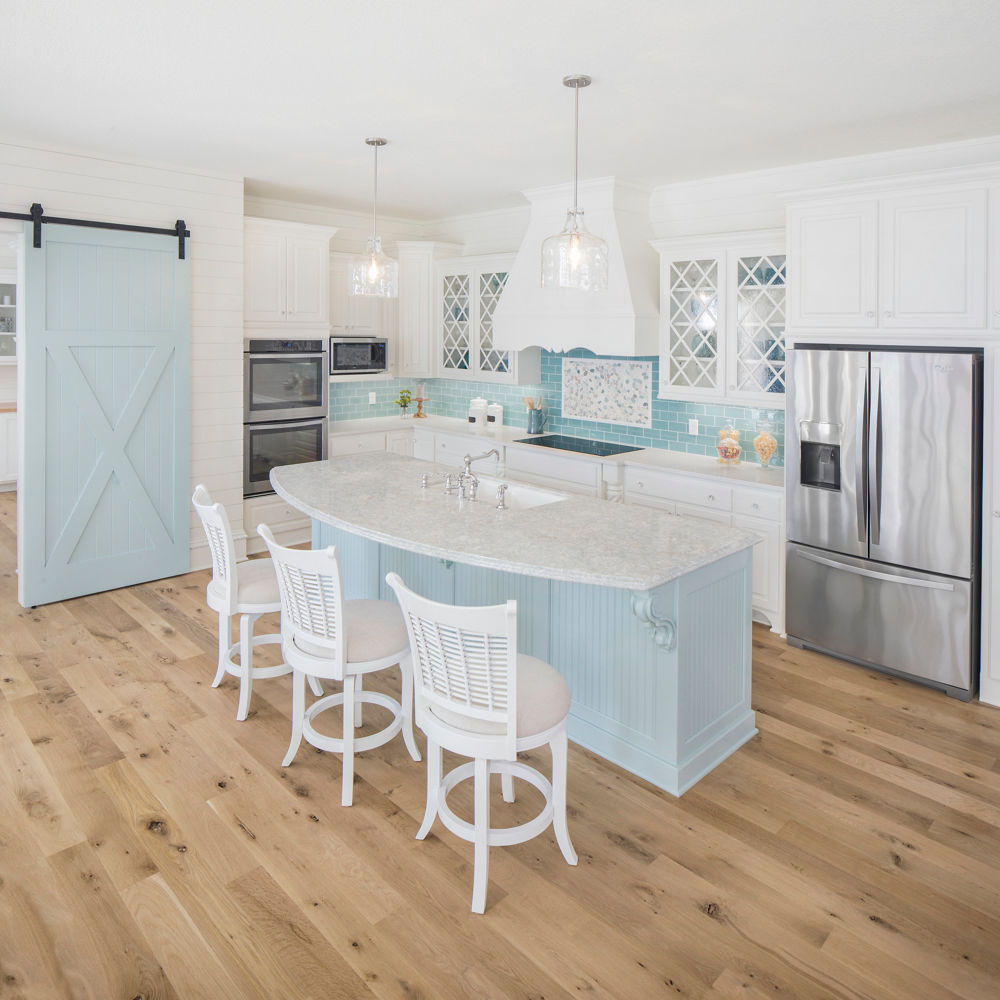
xmin=462 ymin=449 xmax=499 ymax=476
xmin=458 ymin=449 xmax=499 ymax=501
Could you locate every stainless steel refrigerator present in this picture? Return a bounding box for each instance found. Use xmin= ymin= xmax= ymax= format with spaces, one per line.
xmin=785 ymin=346 xmax=982 ymax=700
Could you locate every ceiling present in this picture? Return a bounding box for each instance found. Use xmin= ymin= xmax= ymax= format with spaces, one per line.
xmin=4 ymin=1 xmax=1000 ymax=220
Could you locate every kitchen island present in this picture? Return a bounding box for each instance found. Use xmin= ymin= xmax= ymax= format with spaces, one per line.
xmin=271 ymin=452 xmax=759 ymax=795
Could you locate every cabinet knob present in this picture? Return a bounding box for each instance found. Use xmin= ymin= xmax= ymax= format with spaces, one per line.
xmin=866 ymin=310 xmax=875 ymax=319
xmin=883 ymin=310 xmax=893 ymax=318
xmin=707 ymin=494 xmax=715 ymax=502
xmin=637 ymin=481 xmax=644 ymax=488
xmin=994 ymin=510 xmax=1000 ymax=518
xmin=751 ymin=502 xmax=759 ymax=510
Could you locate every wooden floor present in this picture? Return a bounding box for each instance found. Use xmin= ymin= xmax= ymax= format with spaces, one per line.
xmin=1 ymin=492 xmax=999 ymax=999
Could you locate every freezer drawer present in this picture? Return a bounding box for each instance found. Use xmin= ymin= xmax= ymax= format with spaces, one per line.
xmin=785 ymin=542 xmax=973 ymax=696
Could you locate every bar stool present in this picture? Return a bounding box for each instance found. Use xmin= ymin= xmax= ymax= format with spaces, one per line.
xmin=386 ymin=572 xmax=577 ymax=914
xmin=258 ymin=525 xmax=421 ymax=806
xmin=191 ymin=485 xmax=293 ymax=720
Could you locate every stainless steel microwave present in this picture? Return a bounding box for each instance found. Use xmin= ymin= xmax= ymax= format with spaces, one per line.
xmin=330 ymin=337 xmax=388 ymax=375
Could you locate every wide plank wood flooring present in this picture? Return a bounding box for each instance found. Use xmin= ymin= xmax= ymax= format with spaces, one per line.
xmin=1 ymin=489 xmax=999 ymax=999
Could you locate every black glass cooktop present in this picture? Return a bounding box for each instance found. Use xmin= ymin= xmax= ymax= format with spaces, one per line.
xmin=514 ymin=434 xmax=643 ymax=457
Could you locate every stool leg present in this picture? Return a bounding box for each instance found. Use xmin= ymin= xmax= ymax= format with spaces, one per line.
xmin=416 ymin=739 xmax=440 ymax=840
xmin=236 ymin=613 xmax=255 ymax=721
xmin=213 ymin=612 xmax=230 ymax=687
xmin=353 ymin=675 xmax=363 ymax=729
xmin=399 ymin=654 xmax=421 ymax=762
xmin=471 ymin=756 xmax=491 ymax=914
xmin=282 ymin=669 xmax=306 ymax=767
xmin=341 ymin=675 xmax=355 ymax=806
xmin=501 ymin=771 xmax=515 ymax=803
xmin=551 ymin=728 xmax=577 ymax=866
xmin=307 ymin=675 xmax=324 ymax=697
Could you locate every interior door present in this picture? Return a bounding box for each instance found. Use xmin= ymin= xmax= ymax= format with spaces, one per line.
xmin=18 ymin=223 xmax=190 ymax=606
xmin=869 ymin=351 xmax=976 ymax=577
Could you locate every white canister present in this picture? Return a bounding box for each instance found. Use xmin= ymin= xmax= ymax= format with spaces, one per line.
xmin=468 ymin=397 xmax=488 ymax=432
xmin=486 ymin=403 xmax=503 ymax=431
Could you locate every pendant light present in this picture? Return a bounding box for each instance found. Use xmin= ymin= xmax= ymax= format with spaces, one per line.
xmin=540 ymin=75 xmax=608 ymax=292
xmin=350 ymin=137 xmax=398 ymax=297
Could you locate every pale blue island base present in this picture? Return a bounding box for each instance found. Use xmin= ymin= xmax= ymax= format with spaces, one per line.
xmin=273 ymin=454 xmax=758 ymax=797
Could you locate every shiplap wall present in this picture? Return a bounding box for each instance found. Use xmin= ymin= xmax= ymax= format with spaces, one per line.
xmin=0 ymin=140 xmax=245 ymax=569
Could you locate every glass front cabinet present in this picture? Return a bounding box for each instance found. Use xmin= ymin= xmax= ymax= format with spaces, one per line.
xmin=654 ymin=232 xmax=787 ymax=406
xmin=437 ymin=254 xmax=539 ymax=384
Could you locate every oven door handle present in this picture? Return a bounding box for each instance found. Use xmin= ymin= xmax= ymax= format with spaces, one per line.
xmin=246 ymin=352 xmax=327 ymax=360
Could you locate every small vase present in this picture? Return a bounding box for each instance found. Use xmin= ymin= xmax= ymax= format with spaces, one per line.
xmin=399 ymin=405 xmax=410 ymax=419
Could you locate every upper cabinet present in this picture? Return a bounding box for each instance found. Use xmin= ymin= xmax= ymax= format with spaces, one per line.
xmin=244 ymin=218 xmax=336 ymax=327
xmin=330 ymin=251 xmax=382 ymax=339
xmin=654 ymin=231 xmax=787 ymax=406
xmin=788 ymin=187 xmax=987 ymax=332
xmin=437 ymin=255 xmax=540 ymax=384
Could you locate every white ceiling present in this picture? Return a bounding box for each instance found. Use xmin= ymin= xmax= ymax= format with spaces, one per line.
xmin=4 ymin=0 xmax=1000 ymax=220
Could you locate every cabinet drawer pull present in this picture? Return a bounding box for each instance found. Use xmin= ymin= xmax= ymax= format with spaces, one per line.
xmin=707 ymin=494 xmax=715 ymax=502
xmin=751 ymin=502 xmax=759 ymax=510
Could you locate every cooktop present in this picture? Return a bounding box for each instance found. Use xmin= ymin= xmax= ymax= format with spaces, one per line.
xmin=513 ymin=434 xmax=643 ymax=457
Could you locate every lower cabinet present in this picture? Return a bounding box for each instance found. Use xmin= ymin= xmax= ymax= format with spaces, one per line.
xmin=385 ymin=429 xmax=414 ymax=456
xmin=329 ymin=431 xmax=387 ymax=457
xmin=0 ymin=410 xmax=16 ymax=489
xmin=433 ymin=430 xmax=501 ymax=473
xmin=504 ymin=444 xmax=604 ymax=497
xmin=624 ymin=465 xmax=785 ymax=633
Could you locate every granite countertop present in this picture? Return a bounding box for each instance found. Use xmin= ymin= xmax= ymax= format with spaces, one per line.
xmin=329 ymin=414 xmax=785 ymax=488
xmin=271 ymin=452 xmax=759 ymax=592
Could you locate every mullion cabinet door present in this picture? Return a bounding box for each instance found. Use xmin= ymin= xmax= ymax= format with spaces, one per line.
xmin=440 ymin=271 xmax=472 ymax=373
xmin=726 ymin=250 xmax=787 ymax=404
xmin=664 ymin=255 xmax=725 ymax=398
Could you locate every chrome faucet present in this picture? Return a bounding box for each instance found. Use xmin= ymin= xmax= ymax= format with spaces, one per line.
xmin=495 ymin=483 xmax=509 ymax=511
xmin=462 ymin=449 xmax=499 ymax=476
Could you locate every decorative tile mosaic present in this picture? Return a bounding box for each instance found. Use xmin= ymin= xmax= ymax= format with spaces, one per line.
xmin=561 ymin=358 xmax=652 ymax=428
xmin=329 ymin=349 xmax=784 ymax=466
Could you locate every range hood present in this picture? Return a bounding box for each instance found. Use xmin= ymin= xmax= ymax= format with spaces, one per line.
xmin=492 ymin=178 xmax=659 ymax=356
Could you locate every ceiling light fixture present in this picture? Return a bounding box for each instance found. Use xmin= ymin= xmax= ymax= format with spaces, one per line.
xmin=541 ymin=75 xmax=608 ymax=292
xmin=350 ymin=137 xmax=398 ymax=298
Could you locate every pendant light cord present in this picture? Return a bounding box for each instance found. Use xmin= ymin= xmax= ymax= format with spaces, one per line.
xmin=371 ymin=142 xmax=378 ymax=243
xmin=572 ymin=84 xmax=579 ymax=216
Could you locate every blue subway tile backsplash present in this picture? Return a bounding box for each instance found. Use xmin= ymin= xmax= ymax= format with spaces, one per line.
xmin=330 ymin=349 xmax=784 ymax=466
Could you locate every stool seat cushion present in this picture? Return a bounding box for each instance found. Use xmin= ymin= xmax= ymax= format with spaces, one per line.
xmin=428 ymin=655 xmax=570 ymax=739
xmin=292 ymin=599 xmax=409 ymax=665
xmin=206 ymin=557 xmax=280 ymax=612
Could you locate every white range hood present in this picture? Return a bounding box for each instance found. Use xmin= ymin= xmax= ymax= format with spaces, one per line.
xmin=492 ymin=177 xmax=659 ymax=356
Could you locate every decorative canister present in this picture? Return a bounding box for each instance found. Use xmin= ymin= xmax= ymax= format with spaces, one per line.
xmin=716 ymin=424 xmax=741 ymax=464
xmin=486 ymin=403 xmax=504 ymax=430
xmin=468 ymin=397 xmax=488 ymax=432
xmin=753 ymin=412 xmax=778 ymax=467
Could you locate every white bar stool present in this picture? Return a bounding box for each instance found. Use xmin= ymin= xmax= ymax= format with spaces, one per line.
xmin=258 ymin=525 xmax=421 ymax=806
xmin=191 ymin=484 xmax=294 ymax=720
xmin=386 ymin=572 xmax=577 ymax=914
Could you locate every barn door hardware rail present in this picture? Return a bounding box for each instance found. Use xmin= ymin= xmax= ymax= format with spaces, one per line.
xmin=0 ymin=203 xmax=190 ymax=259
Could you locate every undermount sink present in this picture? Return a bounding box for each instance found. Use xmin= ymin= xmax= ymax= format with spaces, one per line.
xmin=474 ymin=476 xmax=567 ymax=511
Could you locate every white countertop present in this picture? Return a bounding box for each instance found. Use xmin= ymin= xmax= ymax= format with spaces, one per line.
xmin=271 ymin=452 xmax=759 ymax=592
xmin=329 ymin=414 xmax=785 ymax=489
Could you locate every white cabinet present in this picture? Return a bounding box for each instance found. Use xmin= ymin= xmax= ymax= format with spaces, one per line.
xmin=0 ymin=409 xmax=16 ymax=489
xmin=653 ymin=231 xmax=787 ymax=405
xmin=623 ymin=465 xmax=784 ymax=632
xmin=244 ymin=218 xmax=334 ymax=326
xmin=330 ymin=251 xmax=379 ymax=339
xmin=433 ymin=431 xmax=501 ymax=473
xmin=329 ymin=431 xmax=387 ymax=457
xmin=788 ymin=188 xmax=987 ymax=332
xmin=504 ymin=445 xmax=604 ymax=497
xmin=397 ymin=242 xmax=460 ymax=379
xmin=438 ymin=255 xmax=541 ymax=384
xmin=386 ymin=429 xmax=414 ymax=456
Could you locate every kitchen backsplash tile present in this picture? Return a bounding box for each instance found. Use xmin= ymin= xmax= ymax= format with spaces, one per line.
xmin=561 ymin=358 xmax=653 ymax=427
xmin=330 ymin=349 xmax=784 ymax=466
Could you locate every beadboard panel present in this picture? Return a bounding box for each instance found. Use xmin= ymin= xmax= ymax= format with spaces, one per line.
xmin=309 ymin=518 xmax=755 ymax=796
xmin=0 ymin=140 xmax=245 ymax=562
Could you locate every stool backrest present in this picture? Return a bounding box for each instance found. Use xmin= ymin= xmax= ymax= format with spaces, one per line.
xmin=386 ymin=572 xmax=518 ymax=759
xmin=258 ymin=524 xmax=347 ymax=679
xmin=192 ymin=484 xmax=237 ymax=613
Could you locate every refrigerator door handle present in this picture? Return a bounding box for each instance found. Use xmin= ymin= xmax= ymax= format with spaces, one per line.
xmin=869 ymin=367 xmax=882 ymax=545
xmin=793 ymin=550 xmax=957 ymax=591
xmin=855 ymin=368 xmax=868 ymax=542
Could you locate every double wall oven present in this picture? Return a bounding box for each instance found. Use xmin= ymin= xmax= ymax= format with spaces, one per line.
xmin=243 ymin=338 xmax=328 ymax=497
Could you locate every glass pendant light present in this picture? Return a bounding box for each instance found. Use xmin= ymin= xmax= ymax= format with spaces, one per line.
xmin=541 ymin=75 xmax=608 ymax=291
xmin=350 ymin=137 xmax=398 ymax=297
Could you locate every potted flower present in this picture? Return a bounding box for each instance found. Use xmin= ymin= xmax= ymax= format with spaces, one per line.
xmin=394 ymin=388 xmax=412 ymax=417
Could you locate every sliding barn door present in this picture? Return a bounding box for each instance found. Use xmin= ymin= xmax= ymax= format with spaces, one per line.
xmin=18 ymin=224 xmax=190 ymax=606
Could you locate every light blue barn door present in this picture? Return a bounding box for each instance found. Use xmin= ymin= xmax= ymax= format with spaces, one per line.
xmin=18 ymin=223 xmax=190 ymax=606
